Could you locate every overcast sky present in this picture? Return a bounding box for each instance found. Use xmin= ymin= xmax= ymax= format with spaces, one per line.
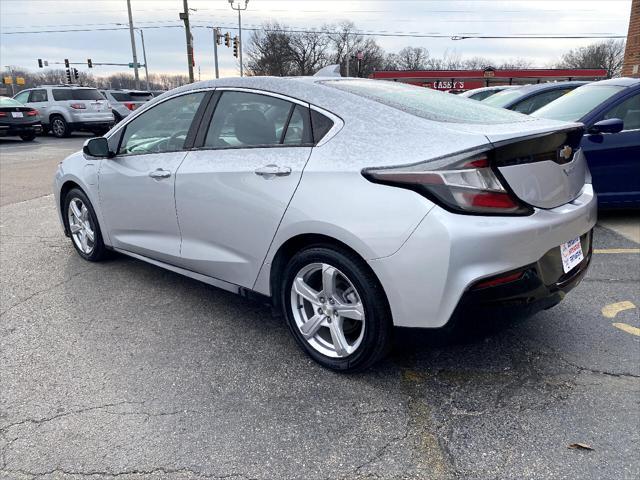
xmin=0 ymin=0 xmax=632 ymax=79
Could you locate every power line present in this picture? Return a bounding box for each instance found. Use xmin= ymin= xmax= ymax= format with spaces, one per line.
xmin=1 ymin=23 xmax=627 ymax=40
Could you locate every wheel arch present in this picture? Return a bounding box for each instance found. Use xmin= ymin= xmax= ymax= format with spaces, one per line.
xmin=59 ymin=180 xmax=84 ymax=235
xmin=268 ymin=233 xmax=389 ymax=314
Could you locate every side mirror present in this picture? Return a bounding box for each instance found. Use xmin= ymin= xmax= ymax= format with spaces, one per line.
xmin=588 ymin=118 xmax=624 ymax=135
xmin=83 ymin=137 xmax=113 ymax=158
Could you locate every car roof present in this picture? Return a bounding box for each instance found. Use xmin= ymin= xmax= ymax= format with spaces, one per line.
xmin=583 ymin=77 xmax=640 ymax=88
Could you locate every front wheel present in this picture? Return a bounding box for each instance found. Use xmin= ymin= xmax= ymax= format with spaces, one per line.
xmin=63 ymin=188 xmax=108 ymax=261
xmin=281 ymin=246 xmax=392 ymax=372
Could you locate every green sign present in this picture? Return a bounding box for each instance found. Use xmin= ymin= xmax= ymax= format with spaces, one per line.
xmin=128 ymin=62 xmax=141 ymax=68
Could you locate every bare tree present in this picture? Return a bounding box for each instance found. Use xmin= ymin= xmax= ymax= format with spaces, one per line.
xmin=246 ymin=22 xmax=296 ymax=76
xmin=288 ymin=30 xmax=331 ymax=76
xmin=556 ymin=39 xmax=626 ymax=78
xmin=394 ymin=46 xmax=430 ymax=70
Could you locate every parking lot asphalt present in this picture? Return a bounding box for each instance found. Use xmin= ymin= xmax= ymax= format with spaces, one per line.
xmin=1 ymin=136 xmax=639 ymax=480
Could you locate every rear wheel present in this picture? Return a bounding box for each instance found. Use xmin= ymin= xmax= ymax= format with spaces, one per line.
xmin=20 ymin=133 xmax=36 ymax=141
xmin=281 ymin=245 xmax=392 ymax=372
xmin=63 ymin=188 xmax=108 ymax=262
xmin=51 ymin=115 xmax=70 ymax=138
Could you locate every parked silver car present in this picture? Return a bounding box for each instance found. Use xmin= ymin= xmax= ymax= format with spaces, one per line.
xmin=53 ymin=77 xmax=596 ymax=371
xmin=100 ymin=89 xmax=154 ymax=123
xmin=459 ymin=85 xmax=518 ymax=101
xmin=14 ymin=85 xmax=114 ymax=137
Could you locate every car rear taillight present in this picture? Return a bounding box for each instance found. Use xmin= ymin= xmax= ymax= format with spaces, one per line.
xmin=70 ymin=103 xmax=86 ymax=109
xmin=0 ymin=112 xmax=6 ymax=117
xmin=362 ymin=149 xmax=532 ymax=215
xmin=27 ymin=109 xmax=38 ymax=116
xmin=124 ymin=102 xmax=136 ymax=111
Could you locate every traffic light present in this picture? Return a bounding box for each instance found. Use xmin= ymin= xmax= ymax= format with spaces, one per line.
xmin=65 ymin=69 xmax=72 ymax=83
xmin=73 ymin=68 xmax=79 ymax=81
xmin=215 ymin=29 xmax=222 ymax=45
xmin=224 ymin=32 xmax=231 ymax=47
xmin=87 ymin=58 xmax=93 ymax=68
xmin=37 ymin=58 xmax=43 ymax=68
xmin=233 ymin=36 xmax=239 ymax=58
xmin=64 ymin=58 xmax=70 ymax=68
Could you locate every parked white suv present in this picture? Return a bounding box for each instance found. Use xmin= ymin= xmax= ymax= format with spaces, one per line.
xmin=99 ymin=89 xmax=154 ymax=123
xmin=13 ymin=85 xmax=114 ymax=138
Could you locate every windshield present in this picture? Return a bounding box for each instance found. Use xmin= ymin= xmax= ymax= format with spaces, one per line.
xmin=532 ymin=85 xmax=627 ymax=122
xmin=0 ymin=97 xmax=23 ymax=107
xmin=111 ymin=92 xmax=154 ymax=102
xmin=324 ymin=79 xmax=530 ymax=124
xmin=52 ymin=89 xmax=104 ymax=101
xmin=481 ymin=88 xmax=525 ymax=107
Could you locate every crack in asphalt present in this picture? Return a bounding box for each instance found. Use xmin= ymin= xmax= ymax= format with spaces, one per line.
xmin=0 ymin=466 xmax=255 ymax=479
xmin=0 ymin=266 xmax=93 ymax=317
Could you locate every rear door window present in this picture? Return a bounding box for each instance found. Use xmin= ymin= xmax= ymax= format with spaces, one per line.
xmin=28 ymin=89 xmax=48 ymax=103
xmin=204 ymin=91 xmax=309 ymax=148
xmin=111 ymin=92 xmax=154 ymax=102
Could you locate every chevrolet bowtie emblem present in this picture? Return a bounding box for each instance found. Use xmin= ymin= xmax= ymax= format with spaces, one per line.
xmin=559 ymin=145 xmax=573 ymax=160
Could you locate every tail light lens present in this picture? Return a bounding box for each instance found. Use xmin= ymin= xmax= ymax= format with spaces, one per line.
xmin=0 ymin=112 xmax=7 ymax=117
xmin=124 ymin=102 xmax=136 ymax=111
xmin=70 ymin=103 xmax=86 ymax=109
xmin=27 ymin=109 xmax=38 ymax=116
xmin=362 ymin=149 xmax=532 ymax=215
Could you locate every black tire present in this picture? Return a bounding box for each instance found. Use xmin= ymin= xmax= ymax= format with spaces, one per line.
xmin=50 ymin=115 xmax=70 ymax=138
xmin=280 ymin=245 xmax=392 ymax=372
xmin=20 ymin=133 xmax=36 ymax=141
xmin=62 ymin=188 xmax=108 ymax=262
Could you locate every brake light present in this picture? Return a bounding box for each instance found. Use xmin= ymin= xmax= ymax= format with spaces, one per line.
xmin=27 ymin=109 xmax=38 ymax=116
xmin=0 ymin=112 xmax=6 ymax=117
xmin=70 ymin=103 xmax=86 ymax=109
xmin=362 ymin=150 xmax=531 ymax=215
xmin=124 ymin=102 xmax=136 ymax=111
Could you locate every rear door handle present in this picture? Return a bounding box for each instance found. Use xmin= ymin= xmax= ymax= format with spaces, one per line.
xmin=254 ymin=164 xmax=292 ymax=178
xmin=149 ymin=168 xmax=171 ymax=179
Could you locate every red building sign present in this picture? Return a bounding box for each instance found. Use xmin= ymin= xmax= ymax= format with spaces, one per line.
xmin=370 ymin=67 xmax=608 ymax=92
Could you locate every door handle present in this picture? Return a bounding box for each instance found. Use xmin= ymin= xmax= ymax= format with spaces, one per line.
xmin=254 ymin=164 xmax=292 ymax=178
xmin=148 ymin=168 xmax=171 ymax=179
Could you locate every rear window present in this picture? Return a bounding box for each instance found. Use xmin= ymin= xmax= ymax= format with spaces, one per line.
xmin=323 ymin=79 xmax=529 ymax=124
xmin=52 ymin=88 xmax=104 ymax=101
xmin=0 ymin=97 xmax=23 ymax=107
xmin=532 ymin=85 xmax=627 ymax=122
xmin=481 ymin=88 xmax=526 ymax=108
xmin=111 ymin=92 xmax=154 ymax=102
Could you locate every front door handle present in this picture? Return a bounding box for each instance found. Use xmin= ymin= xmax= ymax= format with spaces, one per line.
xmin=254 ymin=164 xmax=292 ymax=178
xmin=148 ymin=168 xmax=171 ymax=179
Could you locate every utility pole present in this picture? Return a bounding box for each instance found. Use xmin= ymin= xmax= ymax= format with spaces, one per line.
xmin=180 ymin=0 xmax=195 ymax=83
xmin=345 ymin=33 xmax=350 ymax=77
xmin=228 ymin=0 xmax=249 ymax=77
xmin=126 ymin=0 xmax=140 ymax=89
xmin=212 ymin=27 xmax=220 ymax=79
xmin=138 ymin=29 xmax=150 ymax=90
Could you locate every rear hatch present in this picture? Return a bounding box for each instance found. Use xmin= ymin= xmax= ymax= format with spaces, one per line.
xmin=0 ymin=105 xmax=38 ymax=123
xmin=444 ymin=120 xmax=587 ymax=209
xmin=53 ymin=88 xmax=109 ymax=112
xmin=110 ymin=91 xmax=154 ymax=112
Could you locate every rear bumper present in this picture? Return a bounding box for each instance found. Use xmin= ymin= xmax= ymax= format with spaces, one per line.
xmin=0 ymin=122 xmax=42 ymax=136
xmin=452 ymin=230 xmax=592 ymax=321
xmin=368 ymin=184 xmax=597 ymax=328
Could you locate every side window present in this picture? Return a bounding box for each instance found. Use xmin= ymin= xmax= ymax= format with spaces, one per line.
xmin=512 ymin=89 xmax=570 ymax=114
xmin=118 ymin=92 xmax=206 ymax=155
xmin=283 ymin=105 xmax=312 ymax=145
xmin=310 ymin=109 xmax=335 ymax=143
xmin=602 ymin=94 xmax=640 ymax=131
xmin=204 ymin=91 xmax=303 ymax=148
xmin=28 ymin=89 xmax=48 ymax=103
xmin=14 ymin=91 xmax=30 ymax=104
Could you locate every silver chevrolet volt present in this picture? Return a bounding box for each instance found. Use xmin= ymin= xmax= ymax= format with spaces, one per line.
xmin=54 ymin=77 xmax=596 ymax=371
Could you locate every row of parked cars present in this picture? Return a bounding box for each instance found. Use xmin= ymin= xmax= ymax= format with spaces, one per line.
xmin=462 ymin=78 xmax=640 ymax=208
xmin=0 ymin=85 xmax=163 ymax=140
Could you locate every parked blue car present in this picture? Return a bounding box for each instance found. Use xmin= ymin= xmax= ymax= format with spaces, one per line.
xmin=481 ymin=81 xmax=587 ymax=114
xmin=533 ymin=78 xmax=640 ymax=208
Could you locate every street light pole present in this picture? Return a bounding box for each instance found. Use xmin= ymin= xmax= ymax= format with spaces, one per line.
xmin=126 ymin=0 xmax=140 ymax=89
xmin=228 ymin=0 xmax=249 ymax=77
xmin=212 ymin=27 xmax=220 ymax=79
xmin=138 ymin=29 xmax=150 ymax=90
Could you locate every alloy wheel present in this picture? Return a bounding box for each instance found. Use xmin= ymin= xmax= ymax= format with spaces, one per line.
xmin=52 ymin=118 xmax=65 ymax=137
xmin=290 ymin=263 xmax=365 ymax=358
xmin=67 ymin=197 xmax=95 ymax=255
